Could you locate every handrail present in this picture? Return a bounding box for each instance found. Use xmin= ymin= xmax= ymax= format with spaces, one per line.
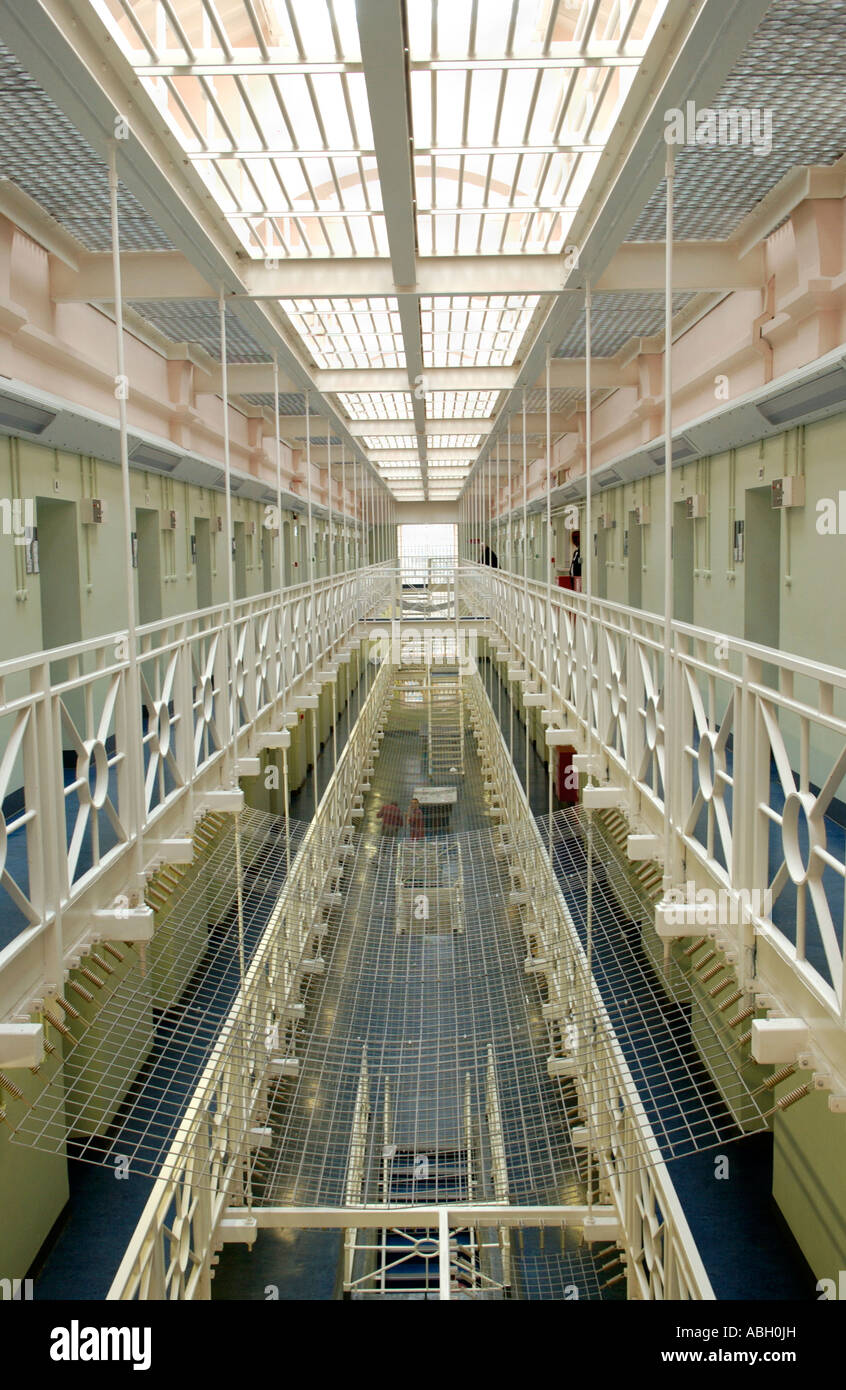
xmin=0 ymin=563 xmax=397 ymax=1019
xmin=108 ymin=659 xmax=393 ymax=1299
xmin=460 ymin=561 xmax=846 ymax=1081
xmin=467 ymin=674 xmax=713 ymax=1300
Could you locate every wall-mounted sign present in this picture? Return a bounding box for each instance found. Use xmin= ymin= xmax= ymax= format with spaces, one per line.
xmin=24 ymin=525 xmax=38 ymax=574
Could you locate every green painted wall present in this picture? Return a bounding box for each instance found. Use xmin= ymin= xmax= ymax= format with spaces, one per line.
xmin=491 ymin=414 xmax=846 ymax=787
xmin=772 ymin=1079 xmax=846 ymax=1282
xmin=63 ymin=955 xmax=155 ymax=1138
xmin=0 ymin=436 xmax=281 ymax=667
xmin=0 ymin=1027 xmax=68 ymax=1281
xmin=0 ymin=434 xmax=365 ymax=666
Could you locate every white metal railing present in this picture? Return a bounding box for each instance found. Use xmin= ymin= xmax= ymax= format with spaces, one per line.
xmin=0 ymin=564 xmax=395 ymax=1020
xmin=466 ymin=674 xmax=713 ymax=1300
xmin=460 ymin=562 xmax=846 ymax=1076
xmin=107 ymin=657 xmax=393 ymax=1300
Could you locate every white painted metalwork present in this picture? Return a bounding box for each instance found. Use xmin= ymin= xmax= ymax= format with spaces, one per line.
xmin=461 ymin=563 xmax=846 ymax=1086
xmin=105 ymin=657 xmax=394 ymax=1298
xmin=465 ymin=675 xmax=712 ymax=1299
xmin=0 ymin=565 xmax=394 ymax=1023
xmin=98 ymin=655 xmax=723 ymax=1299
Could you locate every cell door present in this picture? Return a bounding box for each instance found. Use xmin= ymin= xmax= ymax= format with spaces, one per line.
xmin=673 ymin=500 xmax=694 ymax=623
xmin=262 ymin=525 xmax=273 ymax=592
xmin=627 ymin=514 xmax=642 ymax=609
xmin=135 ymin=507 xmax=162 ymax=624
xmin=233 ymin=520 xmax=247 ymax=600
xmin=194 ymin=517 xmax=212 ymax=609
xmin=744 ymin=485 xmax=781 ymax=652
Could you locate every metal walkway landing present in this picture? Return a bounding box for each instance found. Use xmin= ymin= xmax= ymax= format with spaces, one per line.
xmin=253 ymin=691 xmax=585 ymax=1215
xmin=479 ymin=666 xmax=815 ymax=1299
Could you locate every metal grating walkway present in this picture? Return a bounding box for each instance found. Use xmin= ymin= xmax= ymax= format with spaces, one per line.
xmin=254 ymin=686 xmax=585 ymax=1212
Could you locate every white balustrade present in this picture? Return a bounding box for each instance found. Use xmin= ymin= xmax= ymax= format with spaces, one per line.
xmin=0 ymin=564 xmax=395 ymax=1020
xmin=461 ymin=563 xmax=846 ymax=1062
xmin=108 ymin=657 xmax=393 ymax=1300
xmin=466 ymin=674 xmax=713 ymax=1300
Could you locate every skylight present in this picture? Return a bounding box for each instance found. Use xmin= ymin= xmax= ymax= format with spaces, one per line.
xmin=421 ymin=294 xmax=540 ymax=368
xmin=427 ymin=390 xmax=500 ymax=419
xmin=281 ymin=297 xmax=404 ymax=370
xmin=336 ymin=392 xmax=414 ymax=421
xmin=88 ymin=0 xmax=670 ymax=499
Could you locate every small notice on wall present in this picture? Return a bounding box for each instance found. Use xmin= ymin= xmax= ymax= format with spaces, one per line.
xmin=733 ymin=519 xmax=744 ymax=563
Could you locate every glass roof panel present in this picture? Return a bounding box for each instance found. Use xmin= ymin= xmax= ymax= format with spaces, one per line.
xmin=280 ymin=297 xmax=405 ymax=369
xmin=427 ymin=434 xmax=483 ymax=448
xmin=92 ymin=1 xmax=384 ymax=260
xmin=421 ymin=294 xmax=539 ymax=368
xmin=87 ymin=0 xmax=670 ymax=493
xmin=426 ymin=390 xmax=499 ymax=419
xmin=406 ymin=0 xmax=661 ymax=62
xmin=94 ymin=0 xmax=363 ymax=64
xmin=338 ymin=391 xmax=414 ymax=420
xmin=359 ymin=435 xmax=412 ymax=449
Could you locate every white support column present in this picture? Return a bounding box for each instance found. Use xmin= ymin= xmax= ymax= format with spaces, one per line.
xmin=328 ymin=430 xmax=337 ymax=772
xmin=219 ymin=287 xmax=238 ymax=784
xmin=546 ymin=342 xmax=554 ymax=850
xmin=663 ymin=143 xmax=675 ymax=894
xmin=438 ymin=1208 xmax=451 ymax=1300
xmin=585 ymin=276 xmax=595 ymax=1213
xmin=507 ymin=417 xmax=513 ymax=580
xmin=108 ymin=143 xmax=146 ymax=896
xmin=495 ymin=434 xmax=500 ymax=573
xmin=374 ymin=481 xmax=379 ymax=566
xmin=272 ymin=358 xmax=291 ymax=858
xmin=354 ymin=458 xmax=361 ymax=572
xmin=488 ymin=448 xmax=492 ymax=565
xmin=522 ymin=386 xmax=530 ymax=797
xmin=305 ymin=391 xmax=319 ymax=815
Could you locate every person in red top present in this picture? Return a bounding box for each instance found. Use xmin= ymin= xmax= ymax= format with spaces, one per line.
xmin=376 ymin=800 xmax=403 ymax=836
xmin=406 ymin=797 xmax=424 ymax=840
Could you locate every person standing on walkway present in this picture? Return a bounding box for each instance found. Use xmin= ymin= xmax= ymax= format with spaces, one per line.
xmin=377 ymin=800 xmax=403 ymax=836
xmin=406 ymin=797 xmax=424 ymax=840
xmin=569 ymin=529 xmax=582 ymax=593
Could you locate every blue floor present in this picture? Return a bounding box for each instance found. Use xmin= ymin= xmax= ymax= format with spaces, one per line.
xmin=28 ymin=670 xmax=372 ymax=1300
xmin=20 ymin=660 xmax=819 ymax=1299
xmin=482 ymin=659 xmax=815 ymax=1300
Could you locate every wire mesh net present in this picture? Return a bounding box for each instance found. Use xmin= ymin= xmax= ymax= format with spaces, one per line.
xmin=12 ymin=669 xmax=769 ymax=1217
xmin=11 ymin=809 xmax=307 ymax=1177
xmin=344 ymin=1224 xmax=614 ymax=1301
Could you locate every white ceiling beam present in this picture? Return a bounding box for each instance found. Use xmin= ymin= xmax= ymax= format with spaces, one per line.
xmin=369 ymin=448 xmax=479 ymax=462
xmin=201 ymin=364 xmax=513 ymax=394
xmin=51 ymin=243 xmax=766 ymax=306
xmin=135 ymin=53 xmax=643 ymax=78
xmin=496 ymin=413 xmax=575 ymax=435
xmin=247 ymin=416 xmax=498 ymax=448
xmin=242 ymin=255 xmax=568 ymax=298
xmin=319 ymin=365 xmax=514 ymax=393
xmin=348 ymin=419 xmax=492 ymax=438
xmin=1 ymin=0 xmax=389 ymax=497
xmin=197 ymin=363 xmax=298 ymax=396
xmin=462 ymin=0 xmax=775 ymax=495
xmin=51 ymin=249 xmax=213 ymax=301
xmin=545 ymin=360 xmax=636 ymax=389
xmin=186 ymin=142 xmax=604 ymax=161
xmin=356 ymin=0 xmax=428 ymax=496
xmin=597 ymin=240 xmax=764 ymax=292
